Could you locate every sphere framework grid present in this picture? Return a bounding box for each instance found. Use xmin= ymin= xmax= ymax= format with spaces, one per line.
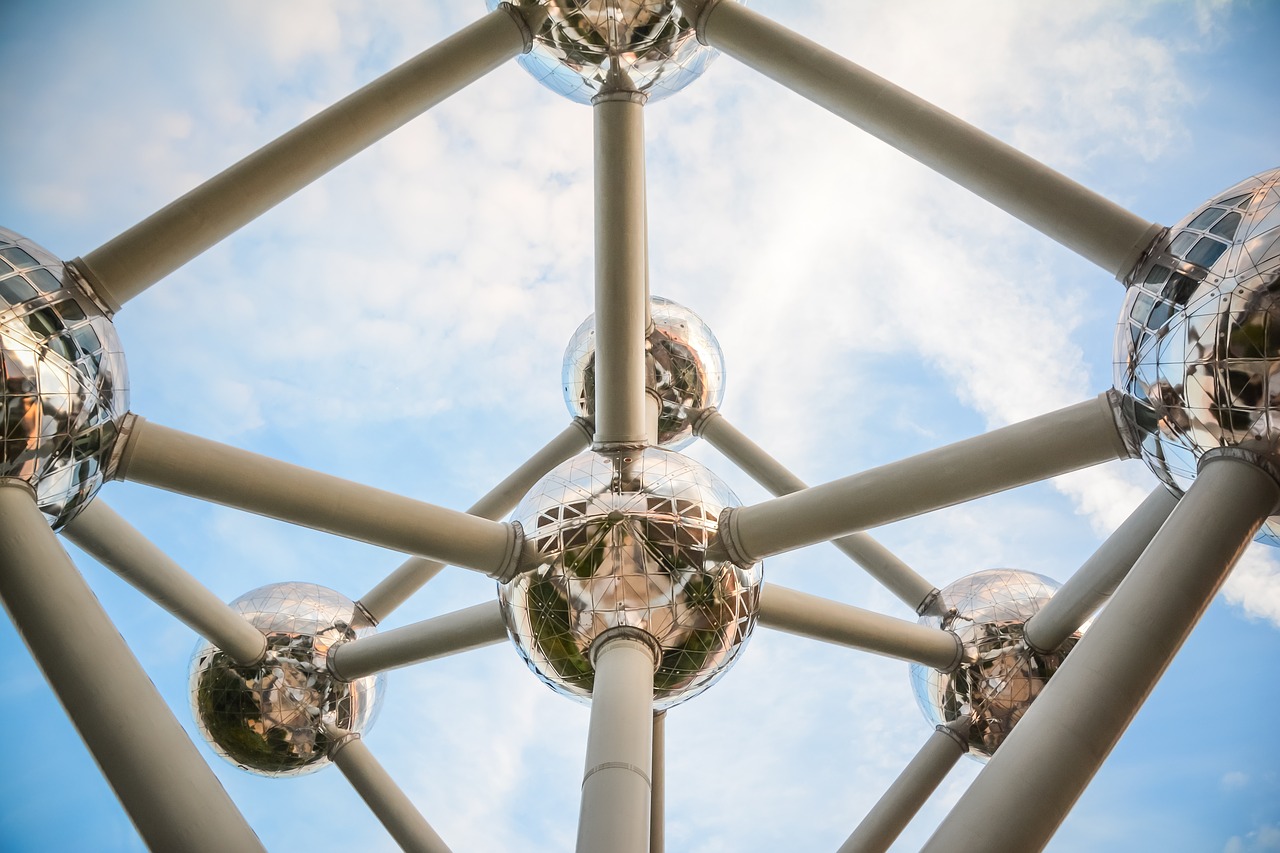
xmin=1 ymin=2 xmax=1277 ymax=852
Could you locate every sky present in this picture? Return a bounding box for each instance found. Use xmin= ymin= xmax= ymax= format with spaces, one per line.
xmin=1 ymin=1 xmax=1279 ymax=851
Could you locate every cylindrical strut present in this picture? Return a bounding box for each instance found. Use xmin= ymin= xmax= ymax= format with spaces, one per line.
xmin=689 ymin=0 xmax=1163 ymax=279
xmin=0 ymin=482 xmax=266 ymax=853
xmin=921 ymin=451 xmax=1279 ymax=852
xmin=61 ymin=499 xmax=267 ymax=665
xmin=591 ymin=93 xmax=651 ymax=446
xmin=576 ymin=630 xmax=657 ymax=853
xmin=72 ymin=5 xmax=536 ymax=310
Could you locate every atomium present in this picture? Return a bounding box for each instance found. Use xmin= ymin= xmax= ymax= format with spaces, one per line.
xmin=2 ymin=3 xmax=1277 ymax=852
xmin=0 ymin=227 xmax=128 ymax=528
xmin=1115 ymin=168 xmax=1280 ymax=546
xmin=910 ymin=570 xmax=1082 ymax=760
xmin=562 ymin=295 xmax=727 ymax=449
xmin=189 ymin=582 xmax=385 ymax=777
xmin=500 ymin=445 xmax=760 ymax=709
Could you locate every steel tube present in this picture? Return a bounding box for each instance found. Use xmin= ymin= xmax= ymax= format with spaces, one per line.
xmin=717 ymin=394 xmax=1131 ymax=566
xmin=757 ymin=584 xmax=960 ymax=670
xmin=592 ymin=94 xmax=650 ymax=446
xmin=921 ymin=452 xmax=1278 ymax=853
xmin=1024 ymin=486 xmax=1179 ymax=653
xmin=329 ymin=601 xmax=507 ymax=681
xmin=838 ymin=721 xmax=969 ymax=853
xmin=651 ymin=710 xmax=665 ymax=853
xmin=358 ymin=418 xmax=592 ymax=621
xmin=0 ymin=482 xmax=265 ymax=852
xmin=577 ymin=631 xmax=656 ymax=853
xmin=331 ymin=733 xmax=452 ymax=853
xmin=114 ymin=417 xmax=520 ymax=579
xmin=697 ymin=408 xmax=938 ymax=612
xmin=72 ymin=7 xmax=532 ymax=310
xmin=61 ymin=499 xmax=267 ymax=665
xmin=692 ymin=0 xmax=1162 ymax=279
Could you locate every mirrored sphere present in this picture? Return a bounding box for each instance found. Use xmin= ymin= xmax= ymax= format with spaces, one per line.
xmin=499 ymin=447 xmax=760 ymax=709
xmin=909 ymin=569 xmax=1082 ymax=760
xmin=0 ymin=227 xmax=128 ymax=527
xmin=563 ymin=295 xmax=726 ymax=449
xmin=490 ymin=0 xmax=735 ymax=105
xmin=1113 ymin=168 xmax=1280 ymax=545
xmin=189 ymin=582 xmax=384 ymax=777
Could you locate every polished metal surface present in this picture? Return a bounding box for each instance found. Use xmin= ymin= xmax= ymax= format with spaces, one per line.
xmin=909 ymin=569 xmax=1082 ymax=760
xmin=1114 ymin=167 xmax=1280 ymax=545
xmin=0 ymin=227 xmax=129 ymax=528
xmin=492 ymin=0 xmax=734 ymax=104
xmin=499 ymin=446 xmax=760 ymax=709
xmin=189 ymin=582 xmax=385 ymax=777
xmin=563 ymin=295 xmax=726 ymax=449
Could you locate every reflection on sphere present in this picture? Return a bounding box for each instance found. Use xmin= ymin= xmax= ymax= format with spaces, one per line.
xmin=563 ymin=295 xmax=726 ymax=449
xmin=0 ymin=227 xmax=128 ymax=528
xmin=909 ymin=569 xmax=1081 ymax=760
xmin=500 ymin=447 xmax=760 ymax=709
xmin=490 ymin=0 xmax=734 ymax=104
xmin=189 ymin=583 xmax=384 ymax=777
xmin=1113 ymin=167 xmax=1280 ymax=545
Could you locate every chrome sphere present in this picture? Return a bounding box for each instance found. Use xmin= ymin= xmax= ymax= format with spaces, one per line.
xmin=0 ymin=227 xmax=128 ymax=527
xmin=563 ymin=295 xmax=726 ymax=449
xmin=1114 ymin=168 xmax=1280 ymax=545
xmin=491 ymin=0 xmax=733 ymax=105
xmin=190 ymin=583 xmax=384 ymax=777
xmin=499 ymin=447 xmax=760 ymax=709
xmin=909 ymin=569 xmax=1082 ymax=760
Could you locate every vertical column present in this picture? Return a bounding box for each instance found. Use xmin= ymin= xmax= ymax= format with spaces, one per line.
xmin=592 ymin=92 xmax=650 ymax=446
xmin=576 ymin=629 xmax=657 ymax=853
xmin=922 ymin=451 xmax=1279 ymax=852
xmin=0 ymin=482 xmax=265 ymax=852
xmin=651 ymin=711 xmax=666 ymax=853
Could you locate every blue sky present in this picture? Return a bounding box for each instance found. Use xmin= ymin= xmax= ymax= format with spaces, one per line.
xmin=1 ymin=1 xmax=1278 ymax=851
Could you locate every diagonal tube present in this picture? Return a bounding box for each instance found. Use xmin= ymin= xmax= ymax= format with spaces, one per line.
xmin=687 ymin=0 xmax=1163 ymax=279
xmin=695 ymin=408 xmax=939 ymax=613
xmin=61 ymin=498 xmax=267 ymax=665
xmin=837 ymin=720 xmax=970 ymax=853
xmin=0 ymin=481 xmax=266 ymax=852
xmin=921 ymin=451 xmax=1279 ymax=852
xmin=592 ymin=92 xmax=651 ymax=446
xmin=71 ymin=5 xmax=537 ymax=311
xmin=112 ymin=416 xmax=523 ymax=579
xmin=1024 ymin=485 xmax=1179 ymax=653
xmin=714 ymin=394 xmax=1133 ymax=566
xmin=358 ymin=418 xmax=593 ymax=622
xmin=328 ymin=600 xmax=507 ymax=681
xmin=330 ymin=731 xmax=453 ymax=853
xmin=757 ymin=584 xmax=960 ymax=670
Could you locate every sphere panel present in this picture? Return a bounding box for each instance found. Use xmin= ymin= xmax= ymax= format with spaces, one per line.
xmin=0 ymin=227 xmax=128 ymax=528
xmin=1114 ymin=168 xmax=1280 ymax=544
xmin=910 ymin=569 xmax=1081 ymax=760
xmin=493 ymin=0 xmax=732 ymax=105
xmin=500 ymin=447 xmax=760 ymax=709
xmin=563 ymin=295 xmax=726 ymax=449
xmin=189 ymin=582 xmax=384 ymax=777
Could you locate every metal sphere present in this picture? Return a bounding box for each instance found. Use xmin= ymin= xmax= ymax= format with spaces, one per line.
xmin=909 ymin=569 xmax=1082 ymax=760
xmin=499 ymin=446 xmax=760 ymax=709
xmin=0 ymin=227 xmax=128 ymax=528
xmin=189 ymin=582 xmax=385 ymax=777
xmin=491 ymin=0 xmax=734 ymax=105
xmin=563 ymin=295 xmax=726 ymax=449
xmin=1114 ymin=167 xmax=1280 ymax=544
